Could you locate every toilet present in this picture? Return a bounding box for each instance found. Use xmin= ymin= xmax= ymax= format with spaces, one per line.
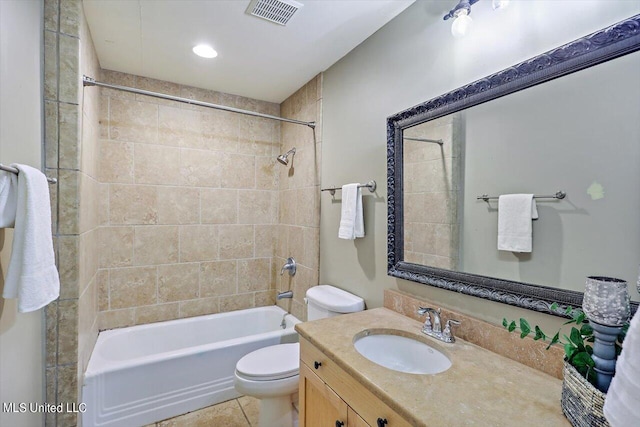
xmin=234 ymin=285 xmax=365 ymax=427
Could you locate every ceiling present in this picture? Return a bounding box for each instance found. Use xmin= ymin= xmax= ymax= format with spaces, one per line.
xmin=83 ymin=0 xmax=415 ymax=103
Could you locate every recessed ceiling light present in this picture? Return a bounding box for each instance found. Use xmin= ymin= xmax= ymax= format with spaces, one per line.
xmin=192 ymin=44 xmax=218 ymax=59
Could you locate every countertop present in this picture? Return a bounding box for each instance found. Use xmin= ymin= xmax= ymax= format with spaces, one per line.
xmin=295 ymin=307 xmax=570 ymax=427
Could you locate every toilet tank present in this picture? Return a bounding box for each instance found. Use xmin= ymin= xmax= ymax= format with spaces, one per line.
xmin=305 ymin=285 xmax=364 ymax=321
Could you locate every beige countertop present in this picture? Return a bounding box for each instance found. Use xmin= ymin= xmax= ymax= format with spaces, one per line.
xmin=295 ymin=307 xmax=570 ymax=427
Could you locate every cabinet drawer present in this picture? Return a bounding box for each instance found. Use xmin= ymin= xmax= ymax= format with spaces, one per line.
xmin=300 ymin=337 xmax=412 ymax=427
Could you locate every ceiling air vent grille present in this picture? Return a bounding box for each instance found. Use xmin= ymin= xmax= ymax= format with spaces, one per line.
xmin=246 ymin=0 xmax=303 ymax=26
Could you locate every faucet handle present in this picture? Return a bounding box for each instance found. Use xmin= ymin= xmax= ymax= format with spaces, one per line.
xmin=417 ymin=307 xmax=433 ymax=332
xmin=443 ymin=319 xmax=461 ymax=342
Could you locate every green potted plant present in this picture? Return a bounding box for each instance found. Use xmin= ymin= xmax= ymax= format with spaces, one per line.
xmin=504 ymin=304 xmax=628 ymax=427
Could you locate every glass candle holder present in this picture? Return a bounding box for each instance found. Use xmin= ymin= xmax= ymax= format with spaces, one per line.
xmin=583 ymin=276 xmax=630 ymax=326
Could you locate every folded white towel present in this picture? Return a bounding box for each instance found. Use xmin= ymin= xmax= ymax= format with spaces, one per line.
xmin=604 ymin=309 xmax=640 ymax=426
xmin=0 ymin=171 xmax=18 ymax=227
xmin=497 ymin=194 xmax=538 ymax=253
xmin=3 ymin=164 xmax=60 ymax=312
xmin=338 ymin=183 xmax=365 ymax=240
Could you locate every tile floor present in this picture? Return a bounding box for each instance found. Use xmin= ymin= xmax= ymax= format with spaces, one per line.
xmin=144 ymin=396 xmax=298 ymax=427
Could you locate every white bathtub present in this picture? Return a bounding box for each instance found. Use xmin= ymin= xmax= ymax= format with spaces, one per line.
xmin=82 ymin=306 xmax=300 ymax=427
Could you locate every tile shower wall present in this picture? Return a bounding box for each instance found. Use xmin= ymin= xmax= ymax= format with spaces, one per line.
xmin=43 ymin=0 xmax=101 ymax=425
xmin=402 ymin=113 xmax=463 ymax=270
xmin=97 ymin=72 xmax=282 ymax=329
xmin=275 ymin=75 xmax=322 ymax=321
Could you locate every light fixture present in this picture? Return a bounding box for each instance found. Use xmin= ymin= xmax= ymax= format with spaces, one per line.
xmin=443 ymin=0 xmax=479 ymax=38
xmin=192 ymin=44 xmax=218 ymax=59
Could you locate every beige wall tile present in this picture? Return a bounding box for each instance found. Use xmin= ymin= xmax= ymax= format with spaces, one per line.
xmin=136 ymin=76 xmax=181 ymax=107
xmin=109 ymin=98 xmax=158 ymax=143
xmin=179 ymin=297 xmax=220 ymax=318
xmin=98 ymin=308 xmax=135 ymax=330
xmin=45 ymin=302 xmax=58 ymax=367
xmin=60 ymin=0 xmax=81 ymax=37
xmin=44 ymin=31 xmax=58 ymax=101
xmin=44 ymin=0 xmax=59 ymax=31
xmin=255 ymin=225 xmax=276 ymax=258
xmin=45 ymin=101 xmax=59 ymax=169
xmin=135 ymin=303 xmax=180 ymax=325
xmin=201 ymin=109 xmax=239 ymax=139
xmin=200 ymin=260 xmax=237 ymax=298
xmin=218 ymin=225 xmax=254 ymax=260
xmin=220 ymin=294 xmax=254 ymax=313
xmin=256 ymin=156 xmax=279 ymax=190
xmin=99 ymin=183 xmax=110 ymax=225
xmin=58 ymin=34 xmax=79 ymax=104
xmin=133 ymin=225 xmax=179 ymax=265
xmin=109 ymin=184 xmax=158 ymax=225
xmin=238 ymin=190 xmax=277 ymax=224
xmin=57 ymin=300 xmax=78 ymax=365
xmin=295 ymin=188 xmax=319 ymax=227
xmin=98 ymin=227 xmax=134 ymax=268
xmin=158 ymin=105 xmax=201 ymax=147
xmin=180 ymin=148 xmax=222 ymax=187
xmin=99 ymin=140 xmax=134 ymax=183
xmin=158 ymin=263 xmax=200 ymax=302
xmin=302 ymin=226 xmax=320 ymax=271
xmin=101 ymin=70 xmax=136 ymax=100
xmin=201 ymin=189 xmax=237 ymax=224
xmin=134 ymin=143 xmax=181 ymax=185
xmin=221 ymin=154 xmax=255 ymax=189
xmin=58 ymin=235 xmax=79 ymax=299
xmin=179 ymin=225 xmax=219 ymax=262
xmin=158 ymin=186 xmax=200 ymax=225
xmin=255 ymin=290 xmax=276 ymax=307
xmin=109 ymin=266 xmax=157 ymax=309
xmin=238 ymin=258 xmax=271 ymax=293
xmin=56 ymin=364 xmax=78 ymax=417
xmin=59 ymin=102 xmax=79 ymax=170
xmin=97 ymin=269 xmax=109 ymax=311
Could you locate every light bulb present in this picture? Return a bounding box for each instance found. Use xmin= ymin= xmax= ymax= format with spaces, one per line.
xmin=192 ymin=44 xmax=218 ymax=59
xmin=451 ymin=10 xmax=472 ymax=38
xmin=492 ymin=0 xmax=510 ymax=10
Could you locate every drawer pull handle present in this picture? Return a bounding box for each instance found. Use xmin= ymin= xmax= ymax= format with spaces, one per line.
xmin=377 ymin=418 xmax=388 ymax=427
xmin=314 ymin=361 xmax=322 ymax=369
xmin=336 ymin=421 xmax=344 ymax=427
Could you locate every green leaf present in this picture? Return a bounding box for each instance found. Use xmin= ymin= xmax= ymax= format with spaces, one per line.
xmin=550 ymin=302 xmax=559 ymax=311
xmin=546 ymin=332 xmax=560 ymax=350
xmin=519 ymin=318 xmax=531 ymax=338
xmin=534 ymin=326 xmax=546 ymax=341
xmin=502 ymin=318 xmax=508 ymax=328
xmin=580 ymin=323 xmax=593 ymax=337
xmin=570 ymin=328 xmax=584 ymax=348
xmin=572 ymin=352 xmax=594 ymax=368
xmin=565 ymin=344 xmax=576 ymax=361
xmin=575 ymin=311 xmax=586 ymax=324
xmin=508 ymin=321 xmax=516 ymax=332
xmin=565 ymin=306 xmax=573 ymax=315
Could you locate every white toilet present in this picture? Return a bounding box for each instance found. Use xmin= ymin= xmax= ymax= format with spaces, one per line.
xmin=234 ymin=285 xmax=365 ymax=427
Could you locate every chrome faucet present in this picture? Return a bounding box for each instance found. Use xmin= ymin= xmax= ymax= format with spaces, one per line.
xmin=277 ymin=290 xmax=293 ymax=300
xmin=280 ymin=257 xmax=296 ymax=276
xmin=417 ymin=306 xmax=461 ymax=343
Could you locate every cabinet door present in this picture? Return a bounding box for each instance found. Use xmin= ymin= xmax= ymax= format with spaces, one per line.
xmin=348 ymin=408 xmax=370 ymax=427
xmin=300 ymin=362 xmax=348 ymax=427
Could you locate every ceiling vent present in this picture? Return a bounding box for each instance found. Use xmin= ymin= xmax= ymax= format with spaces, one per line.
xmin=246 ymin=0 xmax=303 ymax=26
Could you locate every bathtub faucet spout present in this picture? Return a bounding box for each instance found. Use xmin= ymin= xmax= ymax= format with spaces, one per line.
xmin=277 ymin=290 xmax=293 ymax=300
xmin=280 ymin=257 xmax=296 ymax=276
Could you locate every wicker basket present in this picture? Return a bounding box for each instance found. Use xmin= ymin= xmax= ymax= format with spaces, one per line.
xmin=561 ymin=361 xmax=609 ymax=427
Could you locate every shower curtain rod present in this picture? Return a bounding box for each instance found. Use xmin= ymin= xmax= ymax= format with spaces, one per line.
xmin=82 ymin=76 xmax=315 ymax=129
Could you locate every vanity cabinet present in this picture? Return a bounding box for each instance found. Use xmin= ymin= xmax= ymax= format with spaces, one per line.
xmin=299 ymin=337 xmax=411 ymax=427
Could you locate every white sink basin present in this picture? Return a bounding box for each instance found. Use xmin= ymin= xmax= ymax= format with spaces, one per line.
xmin=353 ymin=331 xmax=451 ymax=375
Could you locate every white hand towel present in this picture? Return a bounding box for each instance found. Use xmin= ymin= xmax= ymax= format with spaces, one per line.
xmin=3 ymin=164 xmax=60 ymax=312
xmin=604 ymin=309 xmax=640 ymax=426
xmin=338 ymin=183 xmax=365 ymax=240
xmin=0 ymin=171 xmax=18 ymax=227
xmin=497 ymin=194 xmax=538 ymax=253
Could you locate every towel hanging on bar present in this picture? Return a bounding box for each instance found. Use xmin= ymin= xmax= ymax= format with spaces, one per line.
xmin=0 ymin=163 xmax=57 ymax=184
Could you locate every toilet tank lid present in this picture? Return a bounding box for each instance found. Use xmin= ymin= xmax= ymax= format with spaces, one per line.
xmin=306 ymin=285 xmax=364 ymax=313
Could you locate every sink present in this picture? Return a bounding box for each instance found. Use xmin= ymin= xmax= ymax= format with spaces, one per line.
xmin=353 ymin=331 xmax=451 ymax=375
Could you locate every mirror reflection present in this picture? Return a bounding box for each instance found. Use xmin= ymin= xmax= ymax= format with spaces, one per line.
xmin=402 ymin=51 xmax=640 ymax=301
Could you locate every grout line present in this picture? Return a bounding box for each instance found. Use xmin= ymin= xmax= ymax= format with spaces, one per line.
xmin=236 ymin=397 xmax=253 ymax=427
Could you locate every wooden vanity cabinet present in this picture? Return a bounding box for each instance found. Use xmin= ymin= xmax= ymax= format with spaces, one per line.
xmin=299 ymin=337 xmax=411 ymax=427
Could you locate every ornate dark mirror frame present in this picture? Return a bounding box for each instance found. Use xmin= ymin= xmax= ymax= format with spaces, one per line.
xmin=387 ymin=15 xmax=640 ymax=317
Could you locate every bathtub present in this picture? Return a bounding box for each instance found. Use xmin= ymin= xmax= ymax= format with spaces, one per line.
xmin=82 ymin=306 xmax=300 ymax=427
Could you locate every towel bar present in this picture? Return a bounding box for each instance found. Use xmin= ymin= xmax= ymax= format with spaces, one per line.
xmin=0 ymin=163 xmax=57 ymax=184
xmin=321 ymin=180 xmax=377 ymax=196
xmin=477 ymin=191 xmax=566 ymax=202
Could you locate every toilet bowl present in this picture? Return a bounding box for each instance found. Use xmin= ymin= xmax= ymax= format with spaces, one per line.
xmin=234 ymin=343 xmax=299 ymax=427
xmin=234 ymin=285 xmax=364 ymax=427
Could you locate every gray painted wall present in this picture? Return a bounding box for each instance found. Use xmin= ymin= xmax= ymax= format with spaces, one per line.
xmin=320 ymin=0 xmax=640 ymax=331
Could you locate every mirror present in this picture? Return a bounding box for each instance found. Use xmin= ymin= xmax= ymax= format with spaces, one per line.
xmin=387 ymin=15 xmax=640 ymax=316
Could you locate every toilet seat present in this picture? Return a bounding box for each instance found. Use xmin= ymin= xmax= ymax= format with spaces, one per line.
xmin=235 ymin=343 xmax=299 ymax=381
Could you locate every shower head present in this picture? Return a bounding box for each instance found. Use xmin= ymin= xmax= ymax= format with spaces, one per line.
xmin=277 ymin=147 xmax=296 ymax=165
